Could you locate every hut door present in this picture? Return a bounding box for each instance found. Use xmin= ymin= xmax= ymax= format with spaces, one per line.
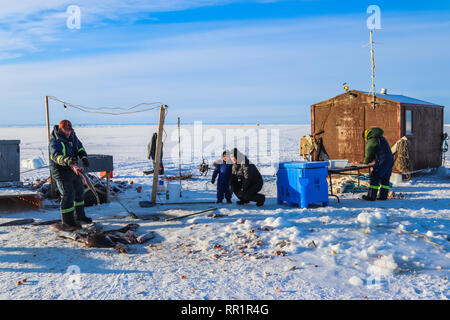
xmin=334 ymin=99 xmax=365 ymax=162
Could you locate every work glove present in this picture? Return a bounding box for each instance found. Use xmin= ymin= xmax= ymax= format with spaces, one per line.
xmin=71 ymin=163 xmax=83 ymax=176
xmin=63 ymin=156 xmax=77 ymax=167
xmin=211 ymin=178 xmax=215 ymax=185
xmin=81 ymin=156 xmax=89 ymax=167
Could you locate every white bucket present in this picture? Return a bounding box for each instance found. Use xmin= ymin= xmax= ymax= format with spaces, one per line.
xmin=390 ymin=173 xmax=403 ymax=185
xmin=329 ymin=160 xmax=348 ymax=169
xmin=21 ymin=157 xmax=45 ymax=169
xmin=166 ymin=183 xmax=182 ymax=202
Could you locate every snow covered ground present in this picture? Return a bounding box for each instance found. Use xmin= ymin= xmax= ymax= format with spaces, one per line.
xmin=0 ymin=124 xmax=449 ymax=300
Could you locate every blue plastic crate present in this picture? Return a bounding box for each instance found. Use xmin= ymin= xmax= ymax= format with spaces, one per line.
xmin=279 ymin=161 xmax=329 ymax=169
xmin=277 ymin=161 xmax=329 ymax=208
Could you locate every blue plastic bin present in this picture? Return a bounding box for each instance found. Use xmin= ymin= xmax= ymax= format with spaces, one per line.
xmin=277 ymin=161 xmax=329 ymax=208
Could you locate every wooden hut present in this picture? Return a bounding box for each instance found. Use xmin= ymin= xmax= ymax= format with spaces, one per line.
xmin=310 ymin=90 xmax=445 ymax=171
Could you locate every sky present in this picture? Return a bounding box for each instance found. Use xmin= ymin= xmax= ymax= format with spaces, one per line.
xmin=0 ymin=0 xmax=449 ymax=125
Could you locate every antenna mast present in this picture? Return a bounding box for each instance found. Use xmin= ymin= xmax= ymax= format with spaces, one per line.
xmin=370 ymin=30 xmax=377 ymax=109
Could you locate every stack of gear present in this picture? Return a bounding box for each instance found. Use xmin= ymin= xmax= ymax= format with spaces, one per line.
xmin=199 ymin=159 xmax=209 ymax=176
xmin=391 ymin=137 xmax=412 ymax=180
xmin=330 ymin=177 xmax=369 ymax=194
xmin=82 ymin=173 xmax=107 ymax=206
xmin=300 ymin=132 xmax=329 ymax=161
xmin=300 ymin=135 xmax=316 ymax=161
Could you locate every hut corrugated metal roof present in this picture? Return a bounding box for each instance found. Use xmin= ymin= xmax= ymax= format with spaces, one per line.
xmin=359 ymin=91 xmax=441 ymax=106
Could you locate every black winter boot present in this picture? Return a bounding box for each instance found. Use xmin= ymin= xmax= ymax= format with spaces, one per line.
xmin=362 ymin=188 xmax=378 ymax=201
xmin=256 ymin=195 xmax=266 ymax=207
xmin=377 ymin=187 xmax=390 ymax=200
xmin=61 ymin=210 xmax=81 ymax=230
xmin=75 ymin=205 xmax=93 ymax=224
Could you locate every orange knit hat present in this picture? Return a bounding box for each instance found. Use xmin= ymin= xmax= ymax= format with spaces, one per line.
xmin=58 ymin=120 xmax=72 ymax=130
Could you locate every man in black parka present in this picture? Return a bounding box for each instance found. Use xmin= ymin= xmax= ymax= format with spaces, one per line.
xmin=229 ymin=148 xmax=265 ymax=206
xmin=49 ymin=120 xmax=92 ymax=229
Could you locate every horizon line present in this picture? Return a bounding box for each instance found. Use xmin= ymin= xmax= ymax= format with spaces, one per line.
xmin=1 ymin=122 xmax=450 ymax=127
xmin=0 ymin=122 xmax=314 ymax=127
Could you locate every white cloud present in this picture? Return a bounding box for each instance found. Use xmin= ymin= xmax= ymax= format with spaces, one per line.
xmin=0 ymin=10 xmax=448 ymax=124
xmin=0 ymin=0 xmax=276 ymax=60
xmin=0 ymin=0 xmax=237 ymax=18
xmin=0 ymin=15 xmax=358 ymax=123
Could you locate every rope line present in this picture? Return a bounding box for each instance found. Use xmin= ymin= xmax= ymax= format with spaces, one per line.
xmin=401 ymin=230 xmax=443 ymax=248
xmin=48 ymin=96 xmax=165 ymax=116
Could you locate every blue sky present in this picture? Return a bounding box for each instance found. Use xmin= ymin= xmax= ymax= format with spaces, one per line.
xmin=0 ymin=0 xmax=449 ymax=125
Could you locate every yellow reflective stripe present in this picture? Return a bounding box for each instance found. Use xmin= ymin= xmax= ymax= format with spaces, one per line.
xmin=61 ymin=207 xmax=75 ymax=214
xmin=56 ymin=155 xmax=65 ymax=165
xmin=364 ymin=129 xmax=370 ymax=141
xmin=380 ymin=185 xmax=390 ymax=190
xmin=61 ymin=142 xmax=66 ymax=156
xmin=369 ymin=185 xmax=380 ymax=189
xmin=78 ymin=147 xmax=85 ymax=152
xmin=74 ymin=201 xmax=85 ymax=207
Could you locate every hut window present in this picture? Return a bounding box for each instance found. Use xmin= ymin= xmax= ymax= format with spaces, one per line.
xmin=405 ymin=110 xmax=413 ymax=135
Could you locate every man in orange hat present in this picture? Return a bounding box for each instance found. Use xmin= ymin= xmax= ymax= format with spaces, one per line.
xmin=49 ymin=120 xmax=92 ymax=230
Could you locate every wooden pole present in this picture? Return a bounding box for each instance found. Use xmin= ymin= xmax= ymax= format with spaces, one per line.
xmin=177 ymin=117 xmax=182 ymax=197
xmin=45 ymin=96 xmax=56 ymax=197
xmin=151 ymin=105 xmax=167 ymax=204
xmin=45 ymin=96 xmax=51 ymax=144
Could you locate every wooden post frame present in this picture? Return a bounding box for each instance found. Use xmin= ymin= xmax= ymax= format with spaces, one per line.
xmin=177 ymin=117 xmax=182 ymax=196
xmin=45 ymin=96 xmax=57 ymax=197
xmin=45 ymin=96 xmax=51 ymax=145
xmin=151 ymin=105 xmax=167 ymax=204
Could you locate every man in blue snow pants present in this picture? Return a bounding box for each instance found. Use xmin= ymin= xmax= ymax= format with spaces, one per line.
xmin=211 ymin=151 xmax=233 ymax=204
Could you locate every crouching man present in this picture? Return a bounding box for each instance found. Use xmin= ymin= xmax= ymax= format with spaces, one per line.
xmin=49 ymin=120 xmax=92 ymax=230
xmin=230 ymin=148 xmax=265 ymax=207
xmin=361 ymin=127 xmax=394 ymax=201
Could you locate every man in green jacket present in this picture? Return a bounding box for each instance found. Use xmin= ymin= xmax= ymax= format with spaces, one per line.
xmin=362 ymin=128 xmax=394 ymax=201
